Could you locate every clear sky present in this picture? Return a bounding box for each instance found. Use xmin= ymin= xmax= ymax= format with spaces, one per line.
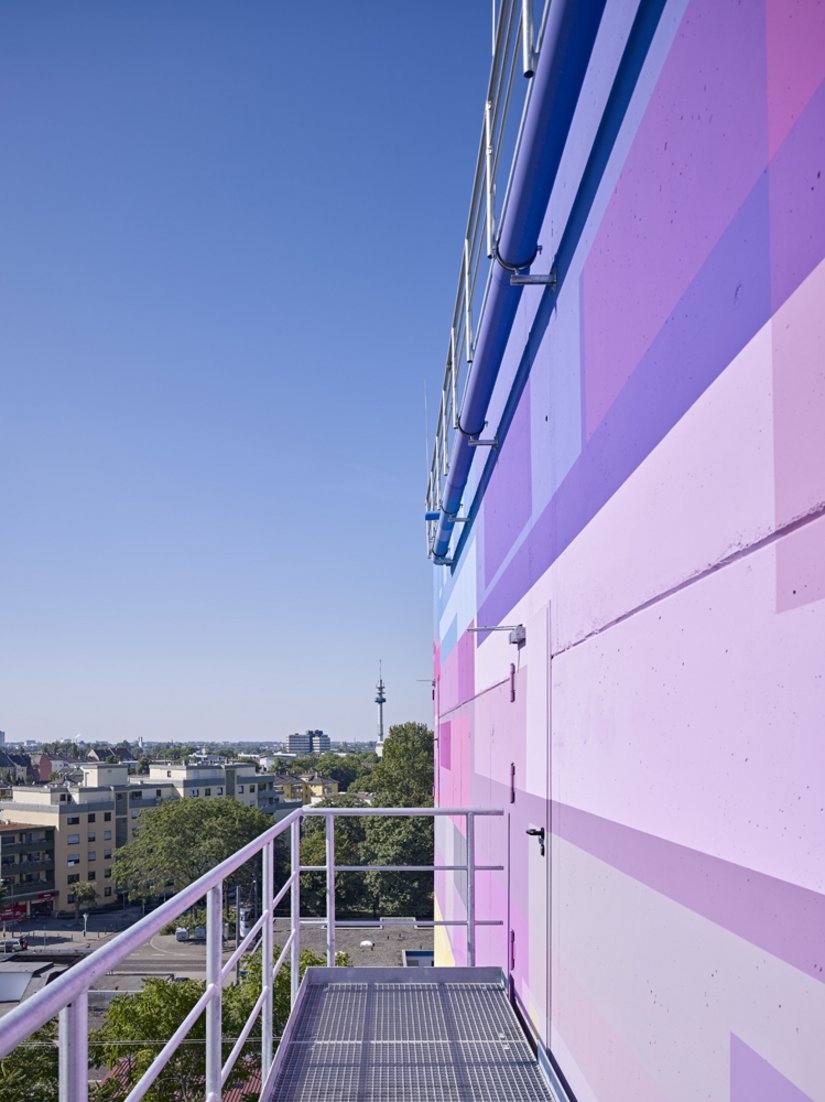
xmin=0 ymin=2 xmax=490 ymax=745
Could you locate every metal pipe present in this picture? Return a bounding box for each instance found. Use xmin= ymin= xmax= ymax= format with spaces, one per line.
xmin=290 ymin=817 xmax=301 ymax=1005
xmin=433 ymin=0 xmax=607 ymax=561
xmin=325 ymin=815 xmax=336 ymax=966
xmin=261 ymin=840 xmax=274 ymax=1074
xmin=58 ymin=993 xmax=88 ymax=1102
xmin=451 ymin=328 xmax=458 ymax=428
xmin=205 ymin=885 xmax=222 ymax=1102
xmin=466 ymin=812 xmax=476 ymax=966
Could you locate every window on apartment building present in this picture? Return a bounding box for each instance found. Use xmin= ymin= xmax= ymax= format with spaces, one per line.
xmin=216 ymin=787 xmax=223 ymax=795
xmin=88 ymin=852 xmax=96 ymax=861
xmin=191 ymin=789 xmax=199 ymax=797
xmin=104 ymin=812 xmax=112 ymax=822
xmin=131 ymin=792 xmax=142 ymax=800
xmin=131 ymin=810 xmax=139 ymax=819
xmin=67 ymin=816 xmax=80 ymax=825
xmin=156 ymin=789 xmax=162 ymax=797
xmin=59 ymin=794 xmax=67 ymax=802
xmin=238 ymin=786 xmax=244 ymax=793
xmin=88 ymin=813 xmax=96 ymax=822
xmin=88 ymin=832 xmax=96 ymax=842
xmin=104 ymin=868 xmax=112 ymax=878
xmin=166 ymin=770 xmax=172 ymax=778
xmin=67 ymin=834 xmax=80 ymax=845
xmin=103 ymin=830 xmax=111 ymax=840
xmin=104 ymin=887 xmax=112 ymax=897
xmin=248 ymin=784 xmax=255 ymax=792
xmin=68 ymin=875 xmax=79 ymax=886
xmin=67 ymin=856 xmax=80 ymax=867
xmin=104 ymin=849 xmax=112 ymax=859
xmin=88 ymin=871 xmax=96 ymax=881
xmin=205 ymin=788 xmax=212 ymax=796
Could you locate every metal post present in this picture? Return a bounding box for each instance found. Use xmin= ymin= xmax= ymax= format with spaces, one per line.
xmin=521 ymin=0 xmax=535 ymax=77
xmin=463 ymin=237 xmax=473 ymax=363
xmin=485 ymin=100 xmax=494 ymax=258
xmin=450 ymin=328 xmax=458 ymax=429
xmin=466 ymin=812 xmax=476 ymax=966
xmin=58 ymin=992 xmax=88 ymax=1102
xmin=441 ymin=389 xmax=448 ymax=476
xmin=261 ymin=841 xmax=274 ymax=1075
xmin=235 ymin=884 xmax=241 ymax=984
xmin=205 ymin=884 xmax=222 ymax=1102
xmin=325 ymin=814 xmax=336 ymax=966
xmin=290 ymin=817 xmax=301 ymax=1006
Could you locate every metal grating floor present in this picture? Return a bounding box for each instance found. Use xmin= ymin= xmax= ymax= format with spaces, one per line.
xmin=267 ymin=968 xmax=553 ymax=1102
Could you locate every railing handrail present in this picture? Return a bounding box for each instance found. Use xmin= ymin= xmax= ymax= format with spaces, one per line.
xmin=0 ymin=803 xmax=505 ymax=1102
xmin=0 ymin=806 xmax=302 ymax=1057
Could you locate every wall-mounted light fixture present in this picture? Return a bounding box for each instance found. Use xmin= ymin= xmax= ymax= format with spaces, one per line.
xmin=467 ymin=624 xmax=526 ymax=648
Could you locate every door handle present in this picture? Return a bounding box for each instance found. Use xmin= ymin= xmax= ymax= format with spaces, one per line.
xmin=525 ymin=827 xmax=545 ymax=856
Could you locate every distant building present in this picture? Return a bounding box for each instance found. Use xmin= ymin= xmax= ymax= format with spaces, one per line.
xmin=0 ymin=730 xmax=5 ymax=746
xmin=287 ymin=730 xmax=330 ymax=754
xmin=0 ymin=821 xmax=57 ymax=922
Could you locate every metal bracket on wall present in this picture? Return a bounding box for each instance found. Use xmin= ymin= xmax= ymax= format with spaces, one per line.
xmin=509 ymin=266 xmax=557 ymax=289
xmin=467 ymin=436 xmax=499 ymax=448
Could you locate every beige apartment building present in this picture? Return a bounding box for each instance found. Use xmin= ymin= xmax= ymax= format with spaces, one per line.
xmin=0 ymin=761 xmax=298 ymax=916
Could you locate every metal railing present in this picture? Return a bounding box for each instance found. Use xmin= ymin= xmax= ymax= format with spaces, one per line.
xmin=0 ymin=805 xmax=503 ymax=1101
xmin=425 ymin=0 xmax=549 ymax=559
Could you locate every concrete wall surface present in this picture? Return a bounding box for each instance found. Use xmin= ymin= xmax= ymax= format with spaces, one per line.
xmin=433 ymin=2 xmax=825 ymax=1100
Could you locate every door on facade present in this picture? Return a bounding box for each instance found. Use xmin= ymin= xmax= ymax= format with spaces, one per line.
xmin=507 ymin=606 xmax=550 ymax=1048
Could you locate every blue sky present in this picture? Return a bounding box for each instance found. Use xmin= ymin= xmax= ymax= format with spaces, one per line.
xmin=0 ymin=2 xmax=490 ymax=744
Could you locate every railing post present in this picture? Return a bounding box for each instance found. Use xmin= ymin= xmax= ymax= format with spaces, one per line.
xmin=59 ymin=991 xmax=88 ymax=1102
xmin=204 ymin=884 xmax=222 ymax=1102
xmin=463 ymin=237 xmax=473 ymax=363
xmin=325 ymin=813 xmax=336 ymax=966
xmin=466 ymin=811 xmax=476 ymax=966
xmin=290 ymin=816 xmax=301 ymax=1006
xmin=521 ymin=0 xmax=536 ymax=77
xmin=261 ymin=840 xmax=274 ymax=1075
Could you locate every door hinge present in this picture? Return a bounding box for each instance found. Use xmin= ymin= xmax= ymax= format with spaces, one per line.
xmin=510 ymin=929 xmax=516 ymax=971
xmin=509 ymin=762 xmax=516 ymax=804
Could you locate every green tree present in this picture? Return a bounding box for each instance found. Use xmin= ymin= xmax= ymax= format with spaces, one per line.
xmin=362 ymin=814 xmax=434 ymax=918
xmin=369 ymin=723 xmax=434 ymax=807
xmin=74 ymin=879 xmax=98 ymax=920
xmin=90 ymin=949 xmax=352 ymax=1102
xmin=299 ymin=794 xmax=371 ymax=917
xmin=0 ymin=1024 xmax=58 ymax=1102
xmin=113 ymin=799 xmax=278 ymax=905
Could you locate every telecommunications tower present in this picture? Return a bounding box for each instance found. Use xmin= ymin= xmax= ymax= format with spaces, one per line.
xmin=375 ymin=663 xmax=386 ymax=758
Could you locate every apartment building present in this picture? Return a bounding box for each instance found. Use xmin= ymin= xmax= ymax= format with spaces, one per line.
xmin=0 ymin=821 xmax=57 ymax=921
xmin=0 ymin=761 xmax=299 ymax=915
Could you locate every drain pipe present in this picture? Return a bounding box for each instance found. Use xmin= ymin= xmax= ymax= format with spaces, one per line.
xmin=433 ymin=0 xmax=607 ymax=563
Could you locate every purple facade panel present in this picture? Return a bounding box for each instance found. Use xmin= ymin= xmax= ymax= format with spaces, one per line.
xmin=433 ymin=1 xmax=825 ymax=1098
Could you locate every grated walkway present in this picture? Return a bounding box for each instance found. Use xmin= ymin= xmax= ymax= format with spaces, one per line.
xmin=267 ymin=968 xmax=553 ymax=1102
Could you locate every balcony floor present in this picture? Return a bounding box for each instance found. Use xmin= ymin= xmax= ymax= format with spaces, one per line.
xmin=266 ymin=967 xmax=553 ymax=1102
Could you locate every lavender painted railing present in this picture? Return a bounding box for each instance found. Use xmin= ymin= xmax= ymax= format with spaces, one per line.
xmin=0 ymin=805 xmax=504 ymax=1102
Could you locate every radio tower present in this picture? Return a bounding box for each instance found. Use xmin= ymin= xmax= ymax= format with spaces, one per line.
xmin=375 ymin=663 xmax=387 ymax=758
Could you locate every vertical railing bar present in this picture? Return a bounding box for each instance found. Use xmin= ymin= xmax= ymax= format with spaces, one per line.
xmin=484 ymin=99 xmax=494 ymax=258
xmin=325 ymin=813 xmax=336 ymax=966
xmin=58 ymin=991 xmax=88 ymax=1102
xmin=521 ymin=0 xmax=535 ymax=76
xmin=441 ymin=388 xmax=448 ymax=476
xmin=261 ymin=840 xmax=274 ymax=1076
xmin=466 ymin=811 xmax=476 ymax=967
xmin=204 ymin=884 xmax=222 ymax=1102
xmin=463 ymin=237 xmax=473 ymax=363
xmin=290 ymin=816 xmax=301 ymax=1006
xmin=491 ymin=0 xmax=497 ymax=56
xmin=450 ymin=328 xmax=458 ymax=428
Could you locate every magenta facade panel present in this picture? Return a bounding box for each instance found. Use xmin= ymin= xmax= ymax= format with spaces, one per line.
xmin=432 ymin=2 xmax=825 ymax=1100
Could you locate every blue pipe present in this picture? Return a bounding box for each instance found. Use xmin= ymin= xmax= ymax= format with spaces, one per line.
xmin=433 ymin=0 xmax=607 ymax=563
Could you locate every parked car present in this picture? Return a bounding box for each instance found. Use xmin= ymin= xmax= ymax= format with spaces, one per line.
xmin=174 ymin=927 xmax=189 ymax=942
xmin=0 ymin=937 xmax=28 ymax=952
xmin=193 ymin=926 xmax=206 ymax=942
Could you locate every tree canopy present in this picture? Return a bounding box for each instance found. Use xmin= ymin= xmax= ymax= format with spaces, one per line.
xmin=113 ymin=798 xmax=277 ymax=903
xmin=368 ymin=722 xmax=434 ymax=806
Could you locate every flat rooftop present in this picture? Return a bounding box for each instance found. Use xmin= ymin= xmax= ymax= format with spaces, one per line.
xmin=266 ymin=967 xmax=552 ymax=1102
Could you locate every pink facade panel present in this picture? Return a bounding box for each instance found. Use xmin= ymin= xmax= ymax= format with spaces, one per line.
xmin=433 ymin=1 xmax=825 ymax=1097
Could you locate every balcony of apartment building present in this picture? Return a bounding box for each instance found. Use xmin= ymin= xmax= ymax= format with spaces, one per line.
xmin=0 ymin=804 xmax=552 ymax=1101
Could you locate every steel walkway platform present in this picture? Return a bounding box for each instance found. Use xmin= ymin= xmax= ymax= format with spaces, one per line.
xmin=265 ymin=967 xmax=553 ymax=1102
